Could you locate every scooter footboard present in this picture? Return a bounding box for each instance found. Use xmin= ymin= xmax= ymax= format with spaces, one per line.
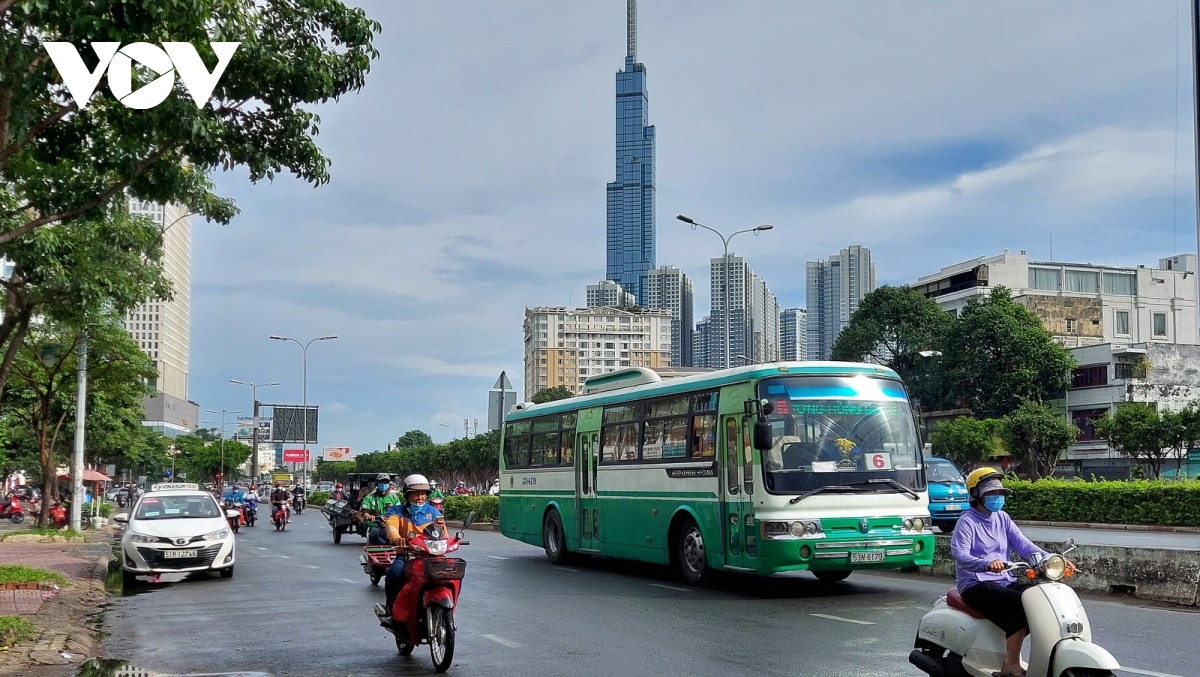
xmin=1051 ymin=640 xmax=1120 ymax=675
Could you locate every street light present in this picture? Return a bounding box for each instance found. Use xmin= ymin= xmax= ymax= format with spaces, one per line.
xmin=439 ymin=423 xmax=463 ymax=439
xmin=676 ymin=215 xmax=773 ymax=369
xmin=230 ymin=380 xmax=280 ymax=484
xmin=203 ymin=409 xmax=241 ymax=487
xmin=270 ymin=335 xmax=339 ymax=490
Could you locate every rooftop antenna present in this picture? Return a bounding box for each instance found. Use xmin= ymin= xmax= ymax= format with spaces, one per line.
xmin=627 ymin=0 xmax=637 ymax=60
xmin=1049 ymin=231 xmax=1054 ymax=261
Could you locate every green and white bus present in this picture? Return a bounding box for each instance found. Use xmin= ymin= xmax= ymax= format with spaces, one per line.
xmin=498 ymin=362 xmax=934 ymax=584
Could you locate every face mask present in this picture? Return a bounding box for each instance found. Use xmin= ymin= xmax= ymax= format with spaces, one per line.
xmin=983 ymin=495 xmax=1006 ymax=512
xmin=377 ymin=483 xmax=389 ymax=492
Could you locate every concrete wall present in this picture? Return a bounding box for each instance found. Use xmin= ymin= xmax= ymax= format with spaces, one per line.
xmin=922 ymin=536 xmax=1200 ymax=607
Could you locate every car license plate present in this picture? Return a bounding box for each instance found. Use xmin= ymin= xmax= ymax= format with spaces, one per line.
xmin=942 ymin=503 xmax=963 ymax=512
xmin=850 ymin=551 xmax=885 ymax=563
xmin=163 ymin=549 xmax=198 ymax=559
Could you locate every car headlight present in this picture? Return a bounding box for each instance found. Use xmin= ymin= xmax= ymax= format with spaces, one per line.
xmin=202 ymin=528 xmax=231 ymax=541
xmin=129 ymin=532 xmax=157 ymax=544
xmin=1042 ymin=554 xmax=1066 ymax=581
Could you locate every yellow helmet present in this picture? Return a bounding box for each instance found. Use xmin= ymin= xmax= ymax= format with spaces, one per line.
xmin=965 ymin=467 xmax=1005 ymax=501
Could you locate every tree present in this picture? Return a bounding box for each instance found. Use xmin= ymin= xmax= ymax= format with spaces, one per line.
xmin=314 ymin=459 xmax=355 ymax=482
xmin=929 ymin=416 xmax=1003 ymax=471
xmin=830 ymin=285 xmax=953 ymax=405
xmin=0 ymin=0 xmax=381 ymax=400
xmin=174 ymin=434 xmax=252 ymax=483
xmin=939 ymin=287 xmax=1075 ymax=419
xmin=1160 ymin=404 xmax=1200 ymax=478
xmin=396 ymin=430 xmax=433 ymax=449
xmin=1000 ymin=400 xmax=1079 ymax=480
xmin=532 ymin=386 xmax=575 ymax=404
xmin=1095 ymin=404 xmax=1171 ymax=479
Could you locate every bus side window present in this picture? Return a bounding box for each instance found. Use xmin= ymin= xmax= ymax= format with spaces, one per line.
xmin=580 ymin=436 xmax=589 ymax=495
xmin=742 ymin=417 xmax=753 ymax=495
xmin=724 ymin=417 xmax=739 ymax=495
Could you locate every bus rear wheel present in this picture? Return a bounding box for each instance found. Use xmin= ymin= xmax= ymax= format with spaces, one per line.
xmin=543 ymin=510 xmax=567 ymax=565
xmin=676 ymin=518 xmax=709 ymax=586
xmin=812 ymin=569 xmax=851 ymax=583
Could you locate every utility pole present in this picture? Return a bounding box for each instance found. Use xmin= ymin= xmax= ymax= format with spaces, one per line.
xmin=70 ymin=333 xmax=87 ymax=533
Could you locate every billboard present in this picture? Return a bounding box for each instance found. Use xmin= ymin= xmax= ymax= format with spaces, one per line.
xmin=322 ymin=446 xmax=354 ymax=462
xmin=270 ymin=406 xmax=318 ymax=443
xmin=282 ymin=447 xmax=310 ymax=463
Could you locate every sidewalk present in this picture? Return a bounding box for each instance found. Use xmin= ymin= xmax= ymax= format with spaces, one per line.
xmin=0 ymin=527 xmax=117 ymax=675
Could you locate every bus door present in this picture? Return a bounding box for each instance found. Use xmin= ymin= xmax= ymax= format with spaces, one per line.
xmin=577 ymin=432 xmax=600 ymax=552
xmin=721 ymin=415 xmax=750 ymax=569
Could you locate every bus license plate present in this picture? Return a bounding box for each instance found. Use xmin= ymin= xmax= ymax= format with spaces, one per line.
xmin=850 ymin=551 xmax=884 ymax=563
xmin=163 ymin=549 xmax=198 ymax=559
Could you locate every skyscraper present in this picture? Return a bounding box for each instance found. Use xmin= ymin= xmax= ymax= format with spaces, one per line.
xmin=605 ymin=0 xmax=656 ymax=306
xmin=698 ymin=254 xmax=779 ymax=368
xmin=586 ymin=280 xmax=636 ymax=309
xmin=806 ymin=245 xmax=876 ymax=360
xmin=645 ymin=265 xmax=694 ymax=366
xmin=780 ymin=308 xmax=807 ymax=361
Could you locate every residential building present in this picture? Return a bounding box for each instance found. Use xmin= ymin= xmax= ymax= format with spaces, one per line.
xmin=645 ymin=265 xmax=694 ymax=366
xmin=693 ymin=315 xmax=713 ymax=370
xmin=806 ymin=245 xmax=876 ymax=360
xmin=780 ymin=308 xmax=807 ymax=361
xmin=912 ymin=251 xmax=1198 ymax=347
xmin=1057 ymin=342 xmax=1200 ymax=478
xmin=697 ymin=255 xmax=780 ymax=368
xmin=522 ymin=306 xmax=672 ymax=400
xmin=605 ymin=0 xmax=656 ymax=306
xmin=586 ymin=280 xmax=636 ymax=309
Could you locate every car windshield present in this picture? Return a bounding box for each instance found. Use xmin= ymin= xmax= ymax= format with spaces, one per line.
xmin=926 ymin=461 xmax=965 ymax=483
xmin=134 ymin=495 xmax=222 ymax=520
xmin=758 ymin=375 xmax=925 ymax=494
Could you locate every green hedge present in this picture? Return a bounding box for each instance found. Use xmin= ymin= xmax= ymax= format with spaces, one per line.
xmin=442 ymin=496 xmax=498 ymax=523
xmin=308 ymin=491 xmax=331 ymax=505
xmin=1006 ymin=479 xmax=1200 ymax=526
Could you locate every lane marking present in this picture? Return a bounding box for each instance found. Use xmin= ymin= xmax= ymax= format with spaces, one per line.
xmin=649 ymin=583 xmax=692 ymax=592
xmin=1119 ymin=669 xmax=1187 ymax=677
xmin=487 ymin=556 xmax=509 ymax=560
xmin=256 ymin=547 xmax=266 ymax=550
xmin=482 ymin=634 xmax=522 ymax=648
xmin=279 ymin=555 xmax=290 ymax=559
xmin=557 ymin=567 xmax=580 ymax=573
xmin=306 ymin=565 xmax=320 ymax=569
xmin=340 ymin=578 xmax=357 ymax=584
xmin=810 ymin=613 xmax=874 ymax=625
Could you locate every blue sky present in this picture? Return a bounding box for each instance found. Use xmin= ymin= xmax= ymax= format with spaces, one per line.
xmin=190 ymin=1 xmax=1200 ymax=453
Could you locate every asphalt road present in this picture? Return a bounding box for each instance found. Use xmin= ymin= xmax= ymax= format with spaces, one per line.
xmin=1019 ymin=524 xmax=1200 ymax=550
xmin=101 ymin=514 xmax=1200 ymax=677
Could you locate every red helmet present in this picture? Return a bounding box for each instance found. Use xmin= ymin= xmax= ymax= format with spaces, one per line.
xmin=335 ymin=483 xmax=343 ymax=488
xmin=275 ymin=482 xmax=283 ymax=487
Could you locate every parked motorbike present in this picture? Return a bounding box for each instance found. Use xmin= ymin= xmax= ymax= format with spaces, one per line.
xmin=0 ymin=494 xmax=25 ymax=524
xmin=46 ymin=500 xmax=68 ymax=528
xmin=373 ymin=512 xmax=474 ymax=673
xmin=910 ymin=538 xmax=1119 ymax=677
xmin=292 ymin=494 xmax=305 ymax=515
xmin=360 ymin=542 xmax=396 ymax=586
xmin=244 ymin=497 xmax=258 ymax=527
xmin=272 ymin=502 xmax=289 ymax=531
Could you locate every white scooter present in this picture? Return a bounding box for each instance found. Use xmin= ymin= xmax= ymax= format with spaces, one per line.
xmin=909 ymin=539 xmax=1119 ymax=677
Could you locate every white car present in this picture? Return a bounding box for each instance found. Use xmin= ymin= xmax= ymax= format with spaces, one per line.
xmin=114 ymin=483 xmax=236 ymax=587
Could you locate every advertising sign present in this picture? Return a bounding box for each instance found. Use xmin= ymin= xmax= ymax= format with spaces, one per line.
xmin=271 ymin=406 xmax=318 ymax=443
xmin=322 ymin=446 xmax=354 ymax=462
xmin=282 ymin=447 xmax=310 ymax=463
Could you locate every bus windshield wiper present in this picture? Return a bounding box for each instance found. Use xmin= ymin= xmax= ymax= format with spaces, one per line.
xmin=863 ymin=478 xmax=920 ymax=501
xmin=788 ymin=484 xmax=866 ymax=505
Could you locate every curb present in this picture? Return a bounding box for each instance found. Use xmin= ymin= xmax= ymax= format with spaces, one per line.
xmin=445 ymin=520 xmax=498 ymax=532
xmin=1015 ymin=520 xmax=1200 ymax=534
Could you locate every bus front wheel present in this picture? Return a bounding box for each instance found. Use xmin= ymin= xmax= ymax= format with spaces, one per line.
xmin=813 ymin=569 xmax=851 ymax=583
xmin=543 ymin=510 xmax=567 ymax=565
xmin=676 ymin=518 xmax=709 ymax=586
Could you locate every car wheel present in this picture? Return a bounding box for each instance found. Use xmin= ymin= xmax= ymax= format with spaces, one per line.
xmin=122 ymin=569 xmax=137 ymax=590
xmin=676 ymin=517 xmax=709 ymax=586
xmin=220 ymin=566 xmax=234 ymax=579
xmin=812 ymin=569 xmax=852 ymax=583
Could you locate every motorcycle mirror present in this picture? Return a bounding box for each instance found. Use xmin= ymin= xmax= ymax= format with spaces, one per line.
xmin=462 ymin=511 xmax=475 ymax=530
xmin=112 ymin=513 xmax=129 ymax=524
xmin=1062 ymin=537 xmax=1076 ymax=550
xmin=455 ymin=531 xmax=465 ymax=540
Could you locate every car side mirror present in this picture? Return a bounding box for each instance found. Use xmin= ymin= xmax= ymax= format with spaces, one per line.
xmin=113 ymin=513 xmax=129 ymax=524
xmin=462 ymin=511 xmax=475 ymax=530
xmin=753 ymin=419 xmax=773 ymax=451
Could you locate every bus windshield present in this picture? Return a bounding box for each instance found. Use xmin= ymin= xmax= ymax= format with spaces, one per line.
xmin=757 ymin=375 xmax=925 ymax=495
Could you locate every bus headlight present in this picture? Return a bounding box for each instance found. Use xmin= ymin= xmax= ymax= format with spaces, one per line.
xmin=790 ymin=522 xmax=806 ymax=538
xmin=762 ymin=521 xmax=791 ymax=539
xmin=902 ymin=517 xmax=927 ymax=533
xmin=1042 ymin=555 xmax=1066 ymax=581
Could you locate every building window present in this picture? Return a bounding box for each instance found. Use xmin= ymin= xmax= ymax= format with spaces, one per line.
xmin=1064 ymin=270 xmax=1099 ymax=293
xmin=1028 ymin=268 xmax=1060 ymax=291
xmin=1114 ymin=310 xmax=1129 ymax=336
xmin=1152 ymin=313 xmax=1167 ymax=338
xmin=1071 ymin=408 xmax=1109 ymax=441
xmin=1071 ymin=364 xmax=1108 ymax=389
xmin=1102 ymin=272 xmax=1136 ymax=295
xmin=1065 ymin=319 xmax=1077 ymax=333
xmin=1114 ymin=362 xmax=1134 ymax=380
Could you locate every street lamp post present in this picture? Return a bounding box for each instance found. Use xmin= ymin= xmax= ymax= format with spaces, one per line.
xmin=203 ymin=409 xmax=241 ymax=487
xmin=439 ymin=423 xmax=463 ymax=439
xmin=270 ymin=335 xmax=338 ymax=491
xmin=230 ymin=380 xmax=280 ymax=485
xmin=676 ymin=215 xmax=773 ymax=369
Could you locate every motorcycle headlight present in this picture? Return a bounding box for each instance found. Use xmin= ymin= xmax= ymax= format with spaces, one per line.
xmin=426 ymin=540 xmax=448 ymax=556
xmin=202 ymin=528 xmax=231 ymax=541
xmin=129 ymin=532 xmax=157 ymax=544
xmin=1042 ymin=554 xmax=1066 ymax=581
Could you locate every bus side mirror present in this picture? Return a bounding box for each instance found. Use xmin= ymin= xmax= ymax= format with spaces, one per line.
xmin=753 ymin=419 xmax=773 ymax=451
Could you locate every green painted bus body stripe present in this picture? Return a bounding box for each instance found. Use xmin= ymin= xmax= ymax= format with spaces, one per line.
xmin=597 ymin=490 xmax=716 ymax=499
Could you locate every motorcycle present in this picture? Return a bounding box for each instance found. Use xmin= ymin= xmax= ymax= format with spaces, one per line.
xmin=224 ymin=501 xmax=244 ymax=533
xmin=910 ymin=538 xmax=1119 ymax=677
xmin=272 ymin=502 xmax=289 ymax=531
xmin=360 ymin=538 xmax=396 ymax=586
xmin=292 ymin=494 xmax=305 ymax=515
xmin=0 ymin=494 xmax=25 ymax=524
xmin=244 ymin=497 xmax=258 ymax=527
xmin=373 ymin=512 xmax=474 ymax=673
xmin=46 ymin=500 xmax=68 ymax=528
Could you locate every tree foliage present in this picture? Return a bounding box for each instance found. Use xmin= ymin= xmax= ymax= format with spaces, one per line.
xmin=939 ymin=287 xmax=1075 ymax=418
xmin=531 ymin=386 xmax=574 ymax=404
xmin=396 ymin=429 xmax=433 ymax=449
xmin=1000 ymin=400 xmax=1079 ymax=480
xmin=357 ymin=431 xmax=500 ymax=489
xmin=1094 ymin=404 xmax=1169 ymax=479
xmin=172 ymin=434 xmax=252 ymax=483
xmin=929 ymin=416 xmax=1002 ymax=471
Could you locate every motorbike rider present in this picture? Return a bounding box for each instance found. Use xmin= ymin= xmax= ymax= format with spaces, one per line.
xmin=453 ymin=480 xmax=469 ymax=496
xmin=330 ymin=483 xmax=348 ymax=501
xmin=270 ymin=482 xmax=290 ymax=523
xmin=951 ymin=468 xmax=1068 ymax=677
xmin=360 ymin=473 xmax=400 ymax=544
xmin=428 ymin=480 xmax=446 ymax=503
xmin=224 ymin=484 xmax=245 ymax=504
xmin=291 ymin=481 xmax=306 ymax=506
xmin=380 ymin=474 xmax=446 ymax=619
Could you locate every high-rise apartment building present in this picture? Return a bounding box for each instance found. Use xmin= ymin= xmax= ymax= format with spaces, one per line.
xmin=605 ymin=0 xmax=656 ymax=306
xmin=780 ymin=308 xmax=807 ymax=361
xmin=697 ymin=255 xmax=780 ymax=368
xmin=806 ymin=245 xmax=876 ymax=360
xmin=693 ymin=315 xmax=713 ymax=370
xmin=645 ymin=265 xmax=694 ymax=366
xmin=523 ymin=306 xmax=672 ymax=399
xmin=586 ymin=280 xmax=636 ymax=309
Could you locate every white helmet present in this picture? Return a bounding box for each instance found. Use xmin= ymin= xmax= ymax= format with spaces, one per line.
xmin=402 ymin=474 xmax=431 ymax=494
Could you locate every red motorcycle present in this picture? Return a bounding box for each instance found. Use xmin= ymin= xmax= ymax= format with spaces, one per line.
xmin=373 ymin=513 xmax=473 ymax=673
xmin=0 ymin=494 xmax=25 ymax=524
xmin=272 ymin=501 xmax=289 ymax=531
xmin=46 ymin=500 xmax=68 ymax=528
